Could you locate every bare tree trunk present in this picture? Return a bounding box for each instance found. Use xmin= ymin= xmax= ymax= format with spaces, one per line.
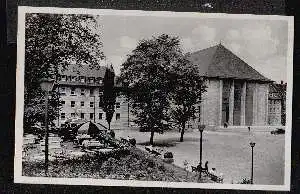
xmin=150 ymin=130 xmax=155 ymax=145
xmin=108 ymin=122 xmax=111 ymax=130
xmin=180 ymin=122 xmax=186 ymax=142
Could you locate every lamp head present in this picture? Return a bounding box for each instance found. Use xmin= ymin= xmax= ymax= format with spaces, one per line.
xmin=198 ymin=125 xmax=205 ymax=132
xmin=250 ymin=142 xmax=256 ymax=147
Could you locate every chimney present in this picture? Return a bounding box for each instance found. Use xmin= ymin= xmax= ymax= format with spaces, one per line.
xmin=281 ymin=80 xmax=283 ymax=85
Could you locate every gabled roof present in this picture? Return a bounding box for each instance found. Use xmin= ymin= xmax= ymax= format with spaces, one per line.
xmin=58 ymin=64 xmax=106 ymax=78
xmin=188 ymin=44 xmax=272 ymax=82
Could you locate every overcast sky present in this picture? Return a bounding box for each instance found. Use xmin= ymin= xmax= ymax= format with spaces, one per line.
xmin=96 ymin=14 xmax=289 ymax=83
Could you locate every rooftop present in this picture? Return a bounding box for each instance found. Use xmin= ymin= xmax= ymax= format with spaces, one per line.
xmin=188 ymin=44 xmax=272 ymax=82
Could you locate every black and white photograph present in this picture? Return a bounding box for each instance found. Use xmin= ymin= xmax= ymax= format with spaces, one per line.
xmin=15 ymin=6 xmax=293 ymax=191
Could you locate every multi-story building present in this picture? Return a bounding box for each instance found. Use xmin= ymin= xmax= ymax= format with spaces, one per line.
xmin=55 ymin=65 xmax=130 ymax=129
xmin=268 ymin=81 xmax=287 ymax=126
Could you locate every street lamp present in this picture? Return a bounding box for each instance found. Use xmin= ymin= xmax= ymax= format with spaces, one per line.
xmin=250 ymin=141 xmax=256 ymax=184
xmin=39 ymin=78 xmax=55 ymax=176
xmin=198 ymin=124 xmax=205 ymax=179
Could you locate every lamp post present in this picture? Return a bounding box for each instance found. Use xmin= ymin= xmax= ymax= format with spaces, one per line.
xmin=39 ymin=78 xmax=55 ymax=176
xmin=250 ymin=141 xmax=256 ymax=184
xmin=198 ymin=124 xmax=205 ymax=179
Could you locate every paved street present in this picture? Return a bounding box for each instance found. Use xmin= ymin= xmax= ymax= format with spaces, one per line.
xmin=115 ymin=128 xmax=285 ymax=185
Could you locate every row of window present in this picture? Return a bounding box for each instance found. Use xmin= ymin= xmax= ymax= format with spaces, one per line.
xmin=60 ymin=75 xmax=103 ymax=84
xmin=61 ymin=101 xmax=120 ymax=108
xmin=269 ymin=106 xmax=280 ymax=112
xmin=60 ymin=87 xmax=103 ymax=97
xmin=60 ymin=112 xmax=121 ymax=120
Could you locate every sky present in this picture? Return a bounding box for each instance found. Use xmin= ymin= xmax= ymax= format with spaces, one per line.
xmin=95 ymin=14 xmax=289 ymax=83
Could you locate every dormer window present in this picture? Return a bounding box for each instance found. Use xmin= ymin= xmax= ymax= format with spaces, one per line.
xmin=61 ymin=75 xmax=66 ymax=82
xmin=89 ymin=77 xmax=95 ymax=83
xmin=96 ymin=77 xmax=103 ymax=84
xmin=80 ymin=76 xmax=85 ymax=83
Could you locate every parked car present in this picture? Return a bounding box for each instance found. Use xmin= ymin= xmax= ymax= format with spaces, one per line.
xmin=271 ymin=128 xmax=285 ymax=135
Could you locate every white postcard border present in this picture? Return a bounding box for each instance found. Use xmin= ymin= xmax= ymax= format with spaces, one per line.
xmin=15 ymin=6 xmax=294 ymax=191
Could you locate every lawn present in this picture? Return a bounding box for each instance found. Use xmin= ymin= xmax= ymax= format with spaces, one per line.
xmin=115 ymin=128 xmax=285 ymax=185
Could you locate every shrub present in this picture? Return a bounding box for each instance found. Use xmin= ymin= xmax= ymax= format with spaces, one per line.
xmin=238 ymin=178 xmax=251 ymax=184
xmin=164 ymin=152 xmax=173 ymax=159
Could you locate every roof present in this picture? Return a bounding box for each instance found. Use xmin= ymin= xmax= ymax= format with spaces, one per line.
xmin=58 ymin=64 xmax=106 ymax=78
xmin=188 ymin=44 xmax=272 ymax=82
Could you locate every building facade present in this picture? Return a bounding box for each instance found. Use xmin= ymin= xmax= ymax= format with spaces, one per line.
xmin=188 ymin=44 xmax=272 ymax=127
xmin=268 ymin=82 xmax=287 ymax=126
xmin=54 ymin=65 xmax=130 ymax=129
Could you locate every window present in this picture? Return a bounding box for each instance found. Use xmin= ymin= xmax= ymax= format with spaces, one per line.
xmin=99 ymin=91 xmax=103 ymax=96
xmin=116 ymin=113 xmax=120 ymax=120
xmin=71 ymin=113 xmax=75 ymax=117
xmin=98 ymin=78 xmax=103 ymax=84
xmin=81 ymin=88 xmax=85 ymax=96
xmin=90 ymin=89 xmax=94 ymax=96
xmin=90 ymin=113 xmax=94 ymax=120
xmin=90 ymin=102 xmax=94 ymax=108
xmin=80 ymin=76 xmax=85 ymax=83
xmin=81 ymin=113 xmax=85 ymax=119
xmin=116 ymin=102 xmax=120 ymax=109
xmin=71 ymin=87 xmax=76 ymax=95
xmin=61 ymin=101 xmax=65 ymax=106
xmin=71 ymin=76 xmax=77 ymax=82
xmin=81 ymin=101 xmax=84 ymax=107
xmin=61 ymin=75 xmax=66 ymax=82
xmin=60 ymin=87 xmax=66 ymax=95
xmin=61 ymin=113 xmax=65 ymax=120
xmin=71 ymin=101 xmax=75 ymax=107
xmin=89 ymin=77 xmax=94 ymax=83
xmin=99 ymin=113 xmax=103 ymax=120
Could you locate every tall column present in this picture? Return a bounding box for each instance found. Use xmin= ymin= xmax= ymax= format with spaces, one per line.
xmin=229 ymin=80 xmax=234 ymax=125
xmin=219 ymin=79 xmax=223 ymax=126
xmin=265 ymin=84 xmax=269 ymax=125
xmin=252 ymin=83 xmax=258 ymax=125
xmin=240 ymin=82 xmax=246 ymax=125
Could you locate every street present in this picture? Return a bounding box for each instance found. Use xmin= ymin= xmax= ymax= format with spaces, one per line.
xmin=115 ymin=128 xmax=285 ymax=185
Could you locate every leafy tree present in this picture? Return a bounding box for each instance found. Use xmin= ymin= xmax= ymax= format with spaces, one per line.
xmin=169 ymin=58 xmax=206 ymax=142
xmin=120 ymin=34 xmax=185 ymax=145
xmin=102 ymin=65 xmax=116 ymax=130
xmin=24 ymin=13 xmax=104 ymax=131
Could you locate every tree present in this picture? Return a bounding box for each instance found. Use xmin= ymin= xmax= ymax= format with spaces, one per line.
xmin=120 ymin=34 xmax=185 ymax=145
xmin=24 ymin=13 xmax=104 ymax=130
xmin=169 ymin=58 xmax=206 ymax=142
xmin=102 ymin=65 xmax=116 ymax=130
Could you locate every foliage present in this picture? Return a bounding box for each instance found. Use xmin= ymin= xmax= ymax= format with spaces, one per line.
xmin=24 ymin=13 xmax=104 ymax=130
xmin=120 ymin=34 xmax=187 ymax=144
xmin=238 ymin=178 xmax=252 ymax=184
xmin=169 ymin=59 xmax=207 ymax=142
xmin=164 ymin=152 xmax=174 ymax=159
xmin=102 ymin=65 xmax=117 ymax=130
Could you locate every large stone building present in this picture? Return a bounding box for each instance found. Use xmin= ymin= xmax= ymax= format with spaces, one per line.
xmin=188 ymin=44 xmax=273 ymax=127
xmin=55 ymin=65 xmax=130 ymax=129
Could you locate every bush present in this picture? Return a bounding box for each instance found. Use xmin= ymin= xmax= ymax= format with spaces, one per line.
xmin=238 ymin=178 xmax=251 ymax=184
xmin=129 ymin=138 xmax=136 ymax=146
xmin=164 ymin=152 xmax=173 ymax=159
